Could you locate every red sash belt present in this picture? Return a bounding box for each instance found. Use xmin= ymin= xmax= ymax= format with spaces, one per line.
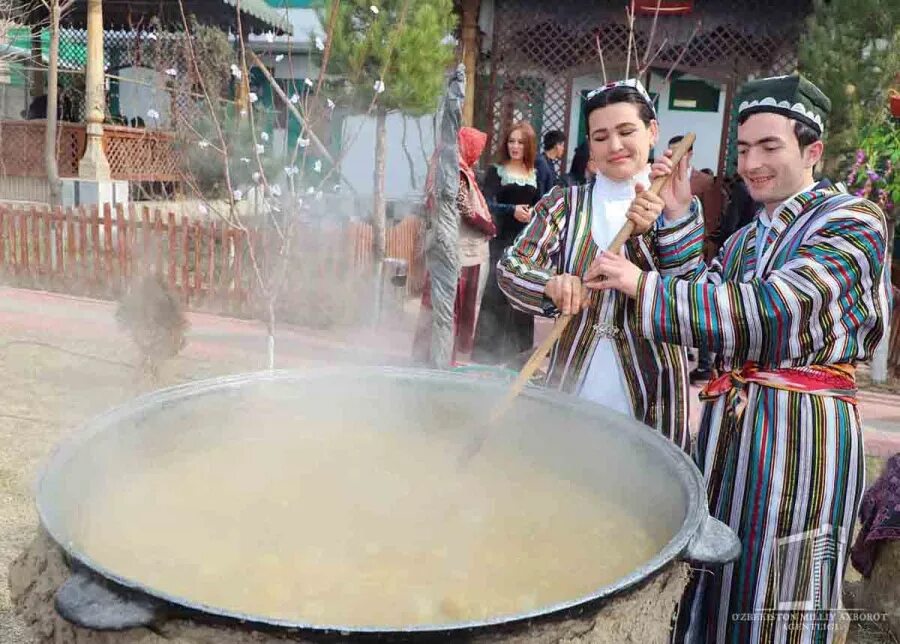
xmin=699 ymin=362 xmax=857 ymax=418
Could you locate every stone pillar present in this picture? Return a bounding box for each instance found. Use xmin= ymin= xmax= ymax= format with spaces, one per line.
xmin=78 ymin=0 xmax=111 ymax=179
xmin=460 ymin=0 xmax=479 ymax=127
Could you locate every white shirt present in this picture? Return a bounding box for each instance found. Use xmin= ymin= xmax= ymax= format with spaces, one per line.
xmin=577 ymin=168 xmax=652 ymax=416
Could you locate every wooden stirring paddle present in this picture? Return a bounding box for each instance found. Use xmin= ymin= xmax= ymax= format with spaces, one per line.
xmin=458 ymin=133 xmax=696 ymax=465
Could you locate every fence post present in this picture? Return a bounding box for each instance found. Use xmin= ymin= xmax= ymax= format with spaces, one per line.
xmin=78 ymin=206 xmax=88 ymax=289
xmin=20 ymin=209 xmax=30 ymax=277
xmin=40 ymin=208 xmax=50 ymax=281
xmin=65 ymin=207 xmax=76 ymax=287
xmin=193 ymin=221 xmax=201 ymax=303
xmin=181 ymin=215 xmax=190 ymax=304
xmin=90 ymin=205 xmax=101 ymax=291
xmin=167 ymin=212 xmax=177 ymax=292
xmin=0 ymin=206 xmax=6 ymax=269
xmin=54 ymin=207 xmax=64 ymax=278
xmin=116 ymin=204 xmax=127 ymax=292
xmin=207 ymin=220 xmax=216 ymax=305
xmin=153 ymin=210 xmax=163 ymax=276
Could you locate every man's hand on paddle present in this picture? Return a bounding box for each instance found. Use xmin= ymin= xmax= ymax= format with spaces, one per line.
xmin=652 ymin=148 xmax=693 ymax=223
xmin=627 ymin=147 xmax=694 ymax=235
xmin=583 ymin=251 xmax=642 ymax=299
xmin=545 ymin=274 xmax=589 ymax=314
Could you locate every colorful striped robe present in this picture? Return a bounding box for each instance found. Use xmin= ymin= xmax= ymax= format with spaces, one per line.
xmin=496 ymin=183 xmax=705 ymax=451
xmin=634 ymin=188 xmax=890 ymax=643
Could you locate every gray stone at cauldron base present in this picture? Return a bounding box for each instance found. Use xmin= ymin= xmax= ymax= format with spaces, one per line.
xmin=55 ymin=570 xmax=162 ymax=630
xmin=9 ymin=529 xmax=691 ymax=643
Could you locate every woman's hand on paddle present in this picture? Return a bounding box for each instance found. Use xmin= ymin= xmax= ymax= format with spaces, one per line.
xmin=626 ymin=183 xmax=665 ymax=235
xmin=650 ymin=148 xmax=693 ymax=221
xmin=546 ymin=274 xmax=588 ymax=314
xmin=583 ymin=251 xmax=642 ymax=298
xmin=514 ymin=204 xmax=532 ymax=223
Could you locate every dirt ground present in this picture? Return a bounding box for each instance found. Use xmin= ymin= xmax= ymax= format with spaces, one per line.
xmin=0 ymin=331 xmax=272 ymax=642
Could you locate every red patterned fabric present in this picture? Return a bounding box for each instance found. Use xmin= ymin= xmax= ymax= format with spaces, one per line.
xmin=701 ymin=362 xmax=857 ymax=404
xmin=411 ymin=265 xmax=482 ymax=365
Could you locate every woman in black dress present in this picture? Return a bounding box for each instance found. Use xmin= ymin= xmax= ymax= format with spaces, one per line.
xmin=472 ymin=121 xmax=540 ymax=365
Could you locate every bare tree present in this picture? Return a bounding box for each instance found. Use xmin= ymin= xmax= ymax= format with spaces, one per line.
xmin=41 ymin=0 xmax=74 ymax=206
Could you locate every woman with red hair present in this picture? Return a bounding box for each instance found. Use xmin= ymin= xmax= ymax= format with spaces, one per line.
xmin=472 ymin=121 xmax=541 ymax=365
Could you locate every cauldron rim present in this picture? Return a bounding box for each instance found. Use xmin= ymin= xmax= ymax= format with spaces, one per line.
xmin=35 ymin=367 xmax=707 ymax=634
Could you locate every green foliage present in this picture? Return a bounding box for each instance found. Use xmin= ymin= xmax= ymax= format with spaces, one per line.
xmin=798 ymin=0 xmax=900 ymax=171
xmin=317 ymin=0 xmax=457 ymax=116
xmin=845 ymin=116 xmax=899 ymax=235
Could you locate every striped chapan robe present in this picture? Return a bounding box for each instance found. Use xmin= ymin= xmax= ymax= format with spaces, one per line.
xmin=496 ymin=182 xmax=705 ymax=451
xmin=633 ymin=187 xmax=891 ymax=643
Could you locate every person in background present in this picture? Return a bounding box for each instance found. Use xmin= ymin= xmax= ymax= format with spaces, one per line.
xmin=413 ymin=127 xmax=496 ymax=364
xmin=712 ymin=175 xmax=760 ymax=247
xmin=569 ymin=139 xmax=590 ymax=184
xmin=472 ymin=121 xmax=541 ymax=365
xmin=535 ymin=130 xmax=566 ymax=196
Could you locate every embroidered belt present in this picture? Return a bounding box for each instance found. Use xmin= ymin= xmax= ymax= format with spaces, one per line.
xmin=699 ymin=362 xmax=857 ymax=420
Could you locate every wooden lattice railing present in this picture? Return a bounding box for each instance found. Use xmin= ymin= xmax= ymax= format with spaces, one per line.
xmin=0 ymin=120 xmax=85 ymax=178
xmin=0 ymin=120 xmax=180 ymax=182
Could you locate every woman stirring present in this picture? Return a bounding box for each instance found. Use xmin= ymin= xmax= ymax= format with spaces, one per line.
xmin=472 ymin=121 xmax=541 ymax=365
xmin=496 ymin=80 xmax=702 ymax=448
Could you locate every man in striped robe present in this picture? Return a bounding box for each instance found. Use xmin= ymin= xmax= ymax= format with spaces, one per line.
xmin=588 ymin=75 xmax=891 ymax=642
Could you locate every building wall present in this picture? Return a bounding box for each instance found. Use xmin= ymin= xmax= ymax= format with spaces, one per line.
xmin=565 ymin=72 xmax=725 ymax=176
xmin=250 ymin=7 xmax=433 ymax=200
xmin=340 ymin=112 xmax=435 ymax=201
xmin=647 ymin=72 xmax=725 ymax=174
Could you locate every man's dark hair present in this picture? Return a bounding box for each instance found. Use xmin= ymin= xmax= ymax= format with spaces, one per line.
xmin=737 ymin=113 xmax=821 ymax=149
xmin=584 ymin=87 xmax=655 ymax=131
xmin=700 ymin=168 xmax=714 ymax=176
xmin=542 ymin=130 xmax=565 ymax=151
xmin=668 ymin=134 xmax=694 ymax=152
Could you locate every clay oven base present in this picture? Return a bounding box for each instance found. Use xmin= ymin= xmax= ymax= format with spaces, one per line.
xmin=9 ymin=530 xmax=691 ymax=643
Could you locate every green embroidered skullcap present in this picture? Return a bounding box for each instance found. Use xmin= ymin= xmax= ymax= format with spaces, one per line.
xmin=737 ymin=74 xmax=831 ymax=135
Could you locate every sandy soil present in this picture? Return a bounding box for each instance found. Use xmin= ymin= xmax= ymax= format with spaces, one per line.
xmin=0 ymin=328 xmax=264 ymax=643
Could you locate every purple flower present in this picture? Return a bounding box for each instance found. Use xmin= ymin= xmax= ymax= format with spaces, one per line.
xmin=867 ymin=169 xmax=881 ymax=182
xmin=856 ymin=150 xmax=866 ymax=163
xmin=854 ymin=189 xmax=865 ymax=197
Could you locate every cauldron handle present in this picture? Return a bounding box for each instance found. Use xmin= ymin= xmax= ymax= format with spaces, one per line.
xmin=55 ymin=569 xmax=165 ymax=630
xmin=683 ymin=515 xmax=741 ymax=565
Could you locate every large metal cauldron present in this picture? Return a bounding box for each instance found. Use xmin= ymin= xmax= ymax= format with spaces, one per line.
xmin=35 ymin=368 xmax=739 ymax=636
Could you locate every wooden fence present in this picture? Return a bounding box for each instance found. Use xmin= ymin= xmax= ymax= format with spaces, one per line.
xmin=0 ymin=204 xmax=425 ymax=317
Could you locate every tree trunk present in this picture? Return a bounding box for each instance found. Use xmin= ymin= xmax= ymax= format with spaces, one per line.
xmin=45 ymin=0 xmax=62 ymax=207
xmin=267 ymin=298 xmax=276 ymax=370
xmin=372 ymin=107 xmax=388 ymax=321
xmin=372 ymin=107 xmax=388 ymax=265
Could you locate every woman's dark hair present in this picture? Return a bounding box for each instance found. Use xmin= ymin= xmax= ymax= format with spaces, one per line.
xmin=583 ymin=87 xmax=655 ymax=132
